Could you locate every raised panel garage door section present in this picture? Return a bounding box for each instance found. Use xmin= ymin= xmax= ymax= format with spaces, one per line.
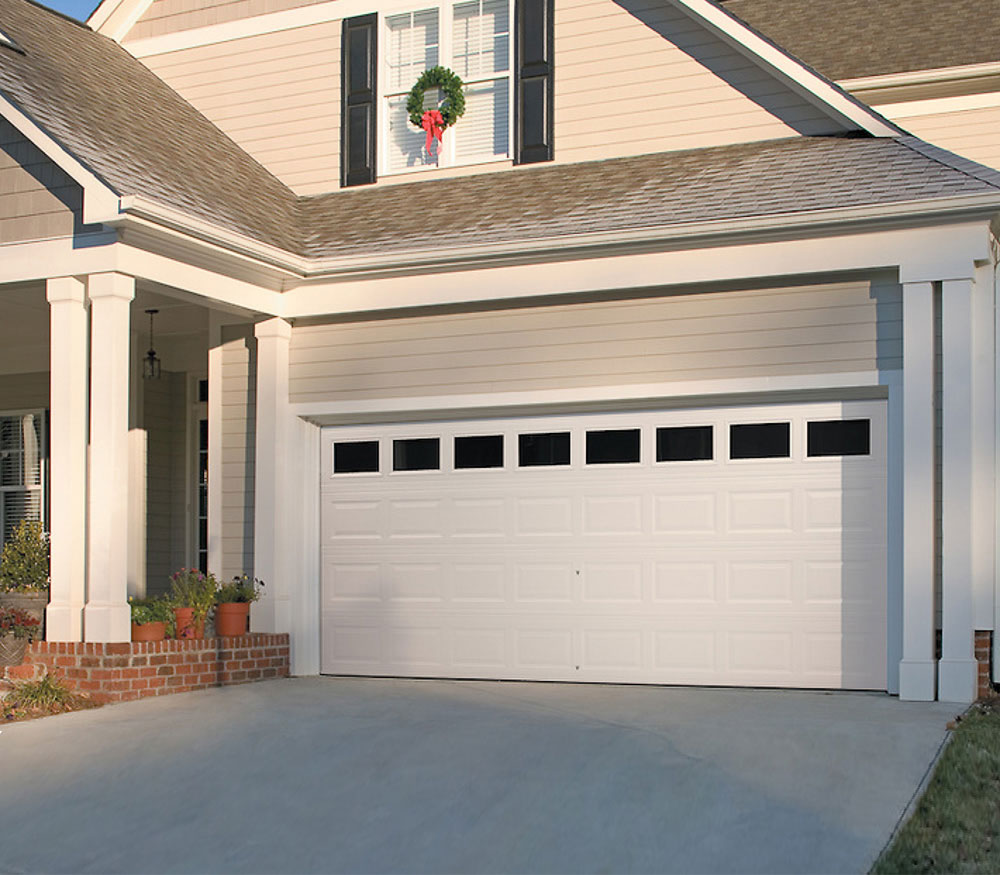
xmin=320 ymin=401 xmax=887 ymax=690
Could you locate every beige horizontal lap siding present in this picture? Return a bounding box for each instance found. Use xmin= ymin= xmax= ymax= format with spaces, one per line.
xmin=220 ymin=326 xmax=256 ymax=580
xmin=288 ymin=280 xmax=902 ymax=404
xmin=139 ymin=21 xmax=341 ymax=196
xmin=0 ymin=372 xmax=48 ymax=411
xmin=0 ymin=120 xmax=85 ymax=243
xmin=131 ymin=0 xmax=841 ymax=196
xmin=552 ymin=0 xmax=838 ymax=164
xmin=128 ymin=0 xmax=328 ymax=40
xmin=893 ymin=104 xmax=1000 ymax=174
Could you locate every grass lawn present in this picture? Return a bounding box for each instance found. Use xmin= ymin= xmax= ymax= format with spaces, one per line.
xmin=873 ymin=699 xmax=1000 ymax=874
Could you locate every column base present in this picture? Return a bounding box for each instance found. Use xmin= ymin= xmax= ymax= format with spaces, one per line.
xmin=45 ymin=602 xmax=84 ymax=642
xmin=83 ymin=602 xmax=131 ymax=643
xmin=898 ymin=659 xmax=937 ymax=701
xmin=938 ymin=658 xmax=979 ymax=703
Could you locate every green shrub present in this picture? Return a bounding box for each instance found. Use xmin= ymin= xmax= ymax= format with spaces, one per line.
xmin=0 ymin=521 xmax=49 ymax=593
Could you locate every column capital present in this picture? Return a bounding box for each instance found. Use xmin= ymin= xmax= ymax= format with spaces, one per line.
xmin=46 ymin=276 xmax=86 ymax=305
xmin=87 ymin=272 xmax=135 ymax=302
xmin=255 ymin=317 xmax=292 ymax=341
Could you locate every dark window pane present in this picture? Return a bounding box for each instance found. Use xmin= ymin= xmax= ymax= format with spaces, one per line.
xmin=729 ymin=423 xmax=790 ymax=459
xmin=807 ymin=419 xmax=870 ymax=457
xmin=657 ymin=426 xmax=713 ymax=462
xmin=518 ymin=432 xmax=570 ymax=467
xmin=335 ymin=440 xmax=379 ymax=474
xmin=455 ymin=435 xmax=504 ymax=469
xmin=199 ymin=418 xmax=208 ymax=446
xmin=393 ymin=438 xmax=439 ymax=471
xmin=586 ymin=429 xmax=640 ymax=464
xmin=198 ymin=379 xmax=209 ymax=403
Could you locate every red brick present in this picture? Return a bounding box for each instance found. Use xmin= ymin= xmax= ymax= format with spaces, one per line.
xmin=157 ymin=665 xmax=174 ymax=676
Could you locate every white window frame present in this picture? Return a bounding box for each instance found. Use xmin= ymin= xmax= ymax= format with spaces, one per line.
xmin=0 ymin=408 xmax=47 ymax=547
xmin=378 ymin=0 xmax=515 ymax=177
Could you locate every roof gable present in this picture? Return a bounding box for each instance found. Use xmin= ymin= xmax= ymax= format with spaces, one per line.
xmin=0 ymin=0 xmax=298 ymax=246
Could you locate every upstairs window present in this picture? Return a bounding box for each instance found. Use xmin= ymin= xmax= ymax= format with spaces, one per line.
xmin=383 ymin=1 xmax=511 ymax=174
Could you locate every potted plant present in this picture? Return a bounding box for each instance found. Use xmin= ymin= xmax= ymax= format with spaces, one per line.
xmin=129 ymin=596 xmax=172 ymax=642
xmin=0 ymin=521 xmax=50 ymax=627
xmin=167 ymin=568 xmax=217 ymax=639
xmin=214 ymin=574 xmax=264 ymax=637
xmin=0 ymin=604 xmax=41 ymax=666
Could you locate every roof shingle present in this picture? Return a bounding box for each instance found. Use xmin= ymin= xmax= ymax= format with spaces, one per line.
xmin=297 ymin=136 xmax=1000 ymax=259
xmin=720 ymin=0 xmax=1000 ymax=81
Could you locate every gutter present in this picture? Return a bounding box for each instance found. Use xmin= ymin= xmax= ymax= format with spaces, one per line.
xmin=114 ymin=191 xmax=1000 ymax=284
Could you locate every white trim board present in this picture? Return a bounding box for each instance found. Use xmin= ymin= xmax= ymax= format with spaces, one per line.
xmin=290 ymin=370 xmax=892 ymax=425
xmin=878 ymin=91 xmax=1000 ymax=120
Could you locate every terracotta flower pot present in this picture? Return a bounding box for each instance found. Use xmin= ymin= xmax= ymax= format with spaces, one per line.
xmin=173 ymin=607 xmax=204 ymax=640
xmin=131 ymin=621 xmax=166 ymax=642
xmin=214 ymin=602 xmax=250 ymax=637
xmin=0 ymin=633 xmax=29 ymax=666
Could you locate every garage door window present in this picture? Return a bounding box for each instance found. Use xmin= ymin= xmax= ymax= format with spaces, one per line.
xmin=807 ymin=419 xmax=870 ymax=457
xmin=519 ymin=432 xmax=570 ymax=467
xmin=334 ymin=440 xmax=380 ymax=474
xmin=455 ymin=435 xmax=504 ymax=469
xmin=393 ymin=437 xmax=440 ymax=471
xmin=729 ymin=423 xmax=790 ymax=459
xmin=656 ymin=425 xmax=712 ymax=462
xmin=586 ymin=429 xmax=640 ymax=465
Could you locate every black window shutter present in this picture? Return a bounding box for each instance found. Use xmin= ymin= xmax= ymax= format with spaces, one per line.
xmin=341 ymin=14 xmax=377 ymax=187
xmin=514 ymin=0 xmax=553 ymax=165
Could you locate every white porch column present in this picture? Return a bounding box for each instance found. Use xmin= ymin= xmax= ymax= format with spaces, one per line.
xmin=939 ymin=278 xmax=979 ymax=702
xmin=45 ymin=277 xmax=88 ymax=641
xmin=83 ymin=273 xmax=134 ymax=642
xmin=898 ymin=280 xmax=937 ymax=700
xmin=252 ymin=317 xmax=292 ymax=634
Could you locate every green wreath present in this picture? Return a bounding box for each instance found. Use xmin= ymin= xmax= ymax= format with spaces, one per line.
xmin=406 ymin=65 xmax=466 ymax=129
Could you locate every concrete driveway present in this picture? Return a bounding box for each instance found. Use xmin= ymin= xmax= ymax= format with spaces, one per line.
xmin=0 ymin=678 xmax=957 ymax=874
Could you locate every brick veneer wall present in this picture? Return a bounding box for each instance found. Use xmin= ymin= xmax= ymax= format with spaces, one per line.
xmin=3 ymin=634 xmax=289 ymax=702
xmin=975 ymin=630 xmax=993 ymax=700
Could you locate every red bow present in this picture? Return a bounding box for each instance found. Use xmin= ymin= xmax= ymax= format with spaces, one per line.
xmin=421 ymin=109 xmax=444 ymax=155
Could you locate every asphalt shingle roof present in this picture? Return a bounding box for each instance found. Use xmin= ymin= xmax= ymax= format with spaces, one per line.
xmin=720 ymin=0 xmax=1000 ymax=81
xmin=0 ymin=0 xmax=299 ymax=251
xmin=1 ymin=0 xmax=1000 ymax=264
xmin=297 ymin=136 xmax=1000 ymax=258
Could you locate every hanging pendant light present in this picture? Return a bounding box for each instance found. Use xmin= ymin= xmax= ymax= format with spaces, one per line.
xmin=143 ymin=308 xmax=161 ymax=380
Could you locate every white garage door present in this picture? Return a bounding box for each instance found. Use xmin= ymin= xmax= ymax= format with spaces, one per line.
xmin=320 ymin=400 xmax=887 ymax=690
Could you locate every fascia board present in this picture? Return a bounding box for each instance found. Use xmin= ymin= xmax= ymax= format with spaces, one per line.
xmin=281 ymin=221 xmax=990 ymax=319
xmin=116 ymin=195 xmax=309 ymax=275
xmin=0 ymin=92 xmax=121 ymax=225
xmin=668 ymin=0 xmax=900 ymax=137
xmin=88 ymin=0 xmax=154 ymax=40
